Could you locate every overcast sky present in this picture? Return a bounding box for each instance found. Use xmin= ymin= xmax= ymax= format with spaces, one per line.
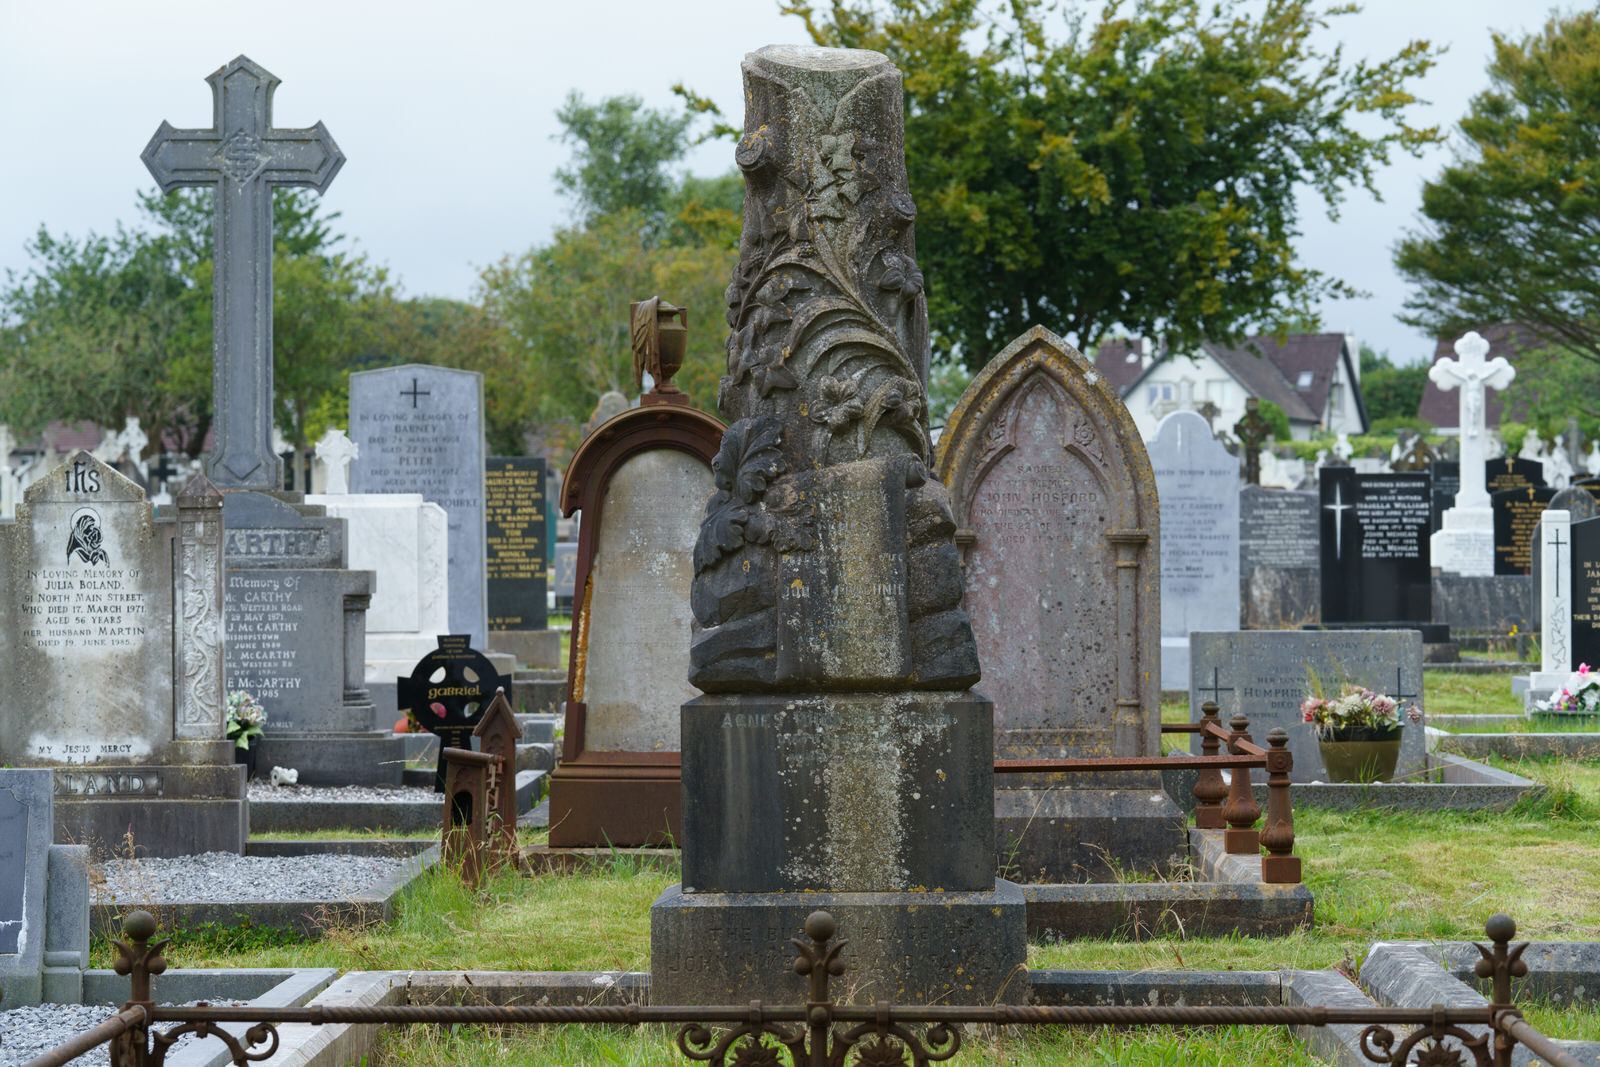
xmin=0 ymin=1 xmax=1547 ymax=369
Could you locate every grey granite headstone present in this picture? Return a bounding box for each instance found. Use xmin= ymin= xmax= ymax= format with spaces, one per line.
xmin=1150 ymin=411 xmax=1239 ymax=686
xmin=349 ymin=365 xmax=487 ymax=645
xmin=1239 ymin=487 xmax=1320 ymax=628
xmin=0 ymin=455 xmax=242 ymax=857
xmin=0 ymin=769 xmax=54 ymax=1006
xmin=1189 ymin=630 xmax=1426 ymax=782
xmin=223 ymin=492 xmax=394 ymax=785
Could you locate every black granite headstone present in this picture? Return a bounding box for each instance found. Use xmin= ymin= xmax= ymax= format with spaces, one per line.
xmin=1319 ymin=468 xmax=1432 ymax=624
xmin=1429 ymin=460 xmax=1460 ymax=534
xmin=1493 ymin=485 xmax=1558 ymax=575
xmin=485 ymin=456 xmax=549 ymax=632
xmin=1486 ymin=456 xmax=1547 ymax=496
xmin=397 ymin=634 xmax=512 ymax=792
xmin=1572 ymin=517 xmax=1600 ymax=670
xmin=552 ymin=542 xmax=578 ymax=612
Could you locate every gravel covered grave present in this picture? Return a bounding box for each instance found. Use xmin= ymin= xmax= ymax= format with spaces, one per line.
xmin=246 ymin=782 xmax=438 ymax=803
xmin=0 ymin=1000 xmax=244 ymax=1066
xmin=92 ymin=851 xmax=411 ymax=904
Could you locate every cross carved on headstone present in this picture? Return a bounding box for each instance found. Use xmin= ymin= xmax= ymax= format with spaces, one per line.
xmin=1233 ymin=398 xmax=1271 ymax=486
xmin=1390 ymin=668 xmax=1418 ymax=707
xmin=142 ymin=56 xmax=344 ymax=491
xmin=400 ymin=377 xmax=431 ymax=408
xmin=1197 ymin=667 xmax=1234 ymax=705
xmin=1548 ymin=524 xmax=1568 ymax=589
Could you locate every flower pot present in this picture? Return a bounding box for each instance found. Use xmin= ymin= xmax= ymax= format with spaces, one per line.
xmin=233 ymin=743 xmax=258 ymax=782
xmin=1316 ymin=726 xmax=1402 ymax=783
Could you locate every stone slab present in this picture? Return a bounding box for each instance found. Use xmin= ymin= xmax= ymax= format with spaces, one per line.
xmin=1284 ymin=969 xmax=1385 ymax=1067
xmin=994 ymin=787 xmax=1186 ymax=883
xmin=1025 ymin=880 xmax=1313 ymax=941
xmin=1434 ymin=731 xmax=1600 ymax=761
xmin=1162 ymin=754 xmax=1537 ymax=814
xmin=0 ymin=769 xmax=53 ymax=1006
xmin=247 ymin=797 xmax=441 ymax=835
xmin=42 ymin=844 xmax=90 ymax=1004
xmin=246 ymin=839 xmax=433 ymax=858
xmin=1429 ymin=940 xmax=1600 ymax=1005
xmin=490 ymin=629 xmax=562 ymax=670
xmin=681 ymin=691 xmax=994 ymax=893
xmin=252 ymin=733 xmax=405 ymax=788
xmin=649 ymin=880 xmax=1028 ymax=1005
xmin=1151 ymin=411 xmax=1239 ymax=688
xmin=1431 ymin=574 xmax=1531 ymax=633
xmin=350 ymin=365 xmax=487 ymax=645
xmin=1189 ymin=630 xmax=1427 ymax=783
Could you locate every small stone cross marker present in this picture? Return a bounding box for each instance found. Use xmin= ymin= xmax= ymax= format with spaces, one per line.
xmin=315 ymin=428 xmax=359 ymax=495
xmin=142 ymin=56 xmax=344 ymax=491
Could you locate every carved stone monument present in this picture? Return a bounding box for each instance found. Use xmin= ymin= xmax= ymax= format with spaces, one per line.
xmin=937 ymin=327 xmax=1181 ymax=882
xmin=652 ymin=45 xmax=1026 ymax=1006
xmin=1430 ymin=332 xmax=1516 ymax=576
xmin=0 ymin=454 xmax=243 ymax=856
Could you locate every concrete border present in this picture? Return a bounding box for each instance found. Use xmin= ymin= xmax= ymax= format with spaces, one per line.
xmin=1433 ymin=731 xmax=1600 ymax=762
xmin=246 ymin=839 xmax=434 ymax=858
xmin=91 ymin=846 xmax=439 ymax=937
xmin=1161 ymin=754 xmax=1538 ymax=816
xmin=248 ymin=799 xmax=441 ymax=835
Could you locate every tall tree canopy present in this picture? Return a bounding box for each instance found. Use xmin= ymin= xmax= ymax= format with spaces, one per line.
xmin=1396 ymin=9 xmax=1600 ymax=365
xmin=0 ymin=189 xmax=389 ymax=463
xmin=724 ymin=0 xmax=1442 ymax=366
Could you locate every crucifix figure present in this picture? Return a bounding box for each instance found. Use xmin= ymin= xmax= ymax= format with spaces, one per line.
xmin=142 ymin=56 xmax=344 ymax=491
xmin=1428 ymin=331 xmax=1515 ymax=512
xmin=1233 ymin=398 xmax=1271 ymax=486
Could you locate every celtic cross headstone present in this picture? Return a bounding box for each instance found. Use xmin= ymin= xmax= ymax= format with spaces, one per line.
xmin=1233 ymin=397 xmax=1271 ymax=486
xmin=142 ymin=56 xmax=344 ymax=490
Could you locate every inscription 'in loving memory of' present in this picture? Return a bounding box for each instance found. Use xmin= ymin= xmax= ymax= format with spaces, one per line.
xmin=21 ymin=569 xmax=148 ymax=650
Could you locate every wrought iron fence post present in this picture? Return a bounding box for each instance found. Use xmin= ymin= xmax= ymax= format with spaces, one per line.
xmin=1259 ymin=728 xmax=1300 ymax=883
xmin=1475 ymin=913 xmax=1529 ymax=1067
xmin=1193 ymin=701 xmax=1227 ymax=828
xmin=792 ymin=911 xmax=843 ymax=1067
xmin=109 ymin=911 xmax=167 ymax=1067
xmin=1222 ymin=712 xmax=1262 ymax=855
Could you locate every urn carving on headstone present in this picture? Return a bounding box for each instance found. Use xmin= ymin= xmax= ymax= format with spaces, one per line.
xmin=655 ymin=45 xmax=1023 ymax=1009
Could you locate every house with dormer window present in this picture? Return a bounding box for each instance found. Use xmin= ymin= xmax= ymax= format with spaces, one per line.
xmin=1095 ymin=333 xmax=1369 ymax=442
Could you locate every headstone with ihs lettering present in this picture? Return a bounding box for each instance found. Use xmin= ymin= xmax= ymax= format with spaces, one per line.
xmin=223 ymin=490 xmax=403 ymax=786
xmin=0 ymin=453 xmax=243 ymax=858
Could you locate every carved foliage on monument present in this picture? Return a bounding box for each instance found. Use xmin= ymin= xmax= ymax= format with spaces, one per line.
xmin=690 ymin=46 xmax=977 ymax=693
xmin=175 ymin=475 xmax=225 ymax=737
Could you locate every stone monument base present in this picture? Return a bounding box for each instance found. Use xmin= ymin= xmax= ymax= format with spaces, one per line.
xmin=51 ymin=763 xmax=246 ymax=858
xmin=649 ymin=880 xmax=1028 ymax=1005
xmin=547 ymin=761 xmax=679 ymax=848
xmin=489 ymin=628 xmax=563 ymax=670
xmin=1431 ymin=509 xmax=1495 ymax=577
xmin=994 ymin=784 xmax=1187 ymax=883
xmin=254 ymin=731 xmax=406 ymax=787
xmin=681 ymin=691 xmax=995 ymax=893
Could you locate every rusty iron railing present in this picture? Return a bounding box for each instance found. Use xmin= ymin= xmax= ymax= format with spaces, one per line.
xmin=995 ymin=700 xmax=1299 ymax=882
xmin=16 ymin=909 xmax=1581 ymax=1067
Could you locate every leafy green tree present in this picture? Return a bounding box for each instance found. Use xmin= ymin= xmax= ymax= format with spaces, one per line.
xmin=555 ymin=93 xmax=697 ymax=235
xmin=1497 ymin=345 xmax=1600 ymax=437
xmin=0 ymin=188 xmax=385 ymax=470
xmin=1356 ymin=343 xmax=1430 ymax=425
xmin=693 ymin=0 xmax=1441 ymax=367
xmin=478 ymin=209 xmax=734 ymax=455
xmin=1396 ymin=10 xmax=1600 ymax=364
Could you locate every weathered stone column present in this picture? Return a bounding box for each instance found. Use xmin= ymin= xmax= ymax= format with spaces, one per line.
xmin=650 ymin=44 xmax=1026 ymax=1006
xmin=173 ymin=475 xmax=228 ymax=758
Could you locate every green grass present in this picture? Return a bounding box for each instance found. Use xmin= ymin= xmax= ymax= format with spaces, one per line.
xmin=1438 ymin=714 xmax=1600 ymax=735
xmin=1423 ymin=670 xmax=1525 ymax=715
xmin=94 ymin=665 xmax=1600 ymax=1063
xmin=371 ymin=1021 xmax=1321 ymax=1067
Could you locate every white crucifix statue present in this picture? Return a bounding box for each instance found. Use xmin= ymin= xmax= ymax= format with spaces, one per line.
xmin=1429 ymin=330 xmax=1516 ymax=576
xmin=315 ymin=428 xmax=359 ymax=495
